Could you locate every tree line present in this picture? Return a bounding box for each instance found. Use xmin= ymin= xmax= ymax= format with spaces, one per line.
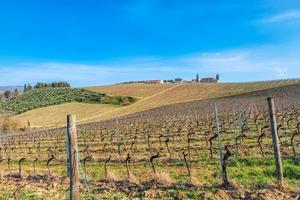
xmin=24 ymin=81 xmax=71 ymax=92
xmin=0 ymin=82 xmax=71 ymax=102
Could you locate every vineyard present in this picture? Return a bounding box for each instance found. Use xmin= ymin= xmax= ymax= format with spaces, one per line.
xmin=0 ymin=84 xmax=299 ymax=199
xmin=14 ymin=80 xmax=300 ymax=129
xmin=0 ymin=88 xmax=136 ymax=114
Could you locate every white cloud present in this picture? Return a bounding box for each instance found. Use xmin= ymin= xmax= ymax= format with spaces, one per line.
xmin=273 ymin=67 xmax=288 ymax=78
xmin=258 ymin=10 xmax=300 ymax=23
xmin=179 ymin=50 xmax=268 ymax=73
xmin=0 ymin=61 xmax=183 ymax=87
xmin=1 ymin=42 xmax=300 ymax=86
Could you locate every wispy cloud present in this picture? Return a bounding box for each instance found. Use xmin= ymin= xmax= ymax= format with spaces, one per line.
xmin=273 ymin=67 xmax=288 ymax=78
xmin=0 ymin=61 xmax=184 ymax=87
xmin=1 ymin=42 xmax=300 ymax=86
xmin=180 ymin=51 xmax=259 ymax=72
xmin=258 ymin=10 xmax=300 ymax=23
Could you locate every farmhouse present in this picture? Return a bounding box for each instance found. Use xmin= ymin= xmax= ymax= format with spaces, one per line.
xmin=147 ymin=80 xmax=163 ymax=84
xmin=174 ymin=78 xmax=183 ymax=83
xmin=200 ymin=77 xmax=218 ymax=83
xmin=198 ymin=74 xmax=220 ymax=83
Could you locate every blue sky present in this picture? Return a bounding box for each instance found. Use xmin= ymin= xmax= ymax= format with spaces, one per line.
xmin=0 ymin=0 xmax=300 ymax=86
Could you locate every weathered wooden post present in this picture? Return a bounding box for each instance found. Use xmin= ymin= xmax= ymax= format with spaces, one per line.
xmin=214 ymin=103 xmax=228 ymax=186
xmin=232 ymin=108 xmax=238 ymax=158
xmin=267 ymin=97 xmax=284 ymax=189
xmin=66 ymin=115 xmax=80 ymax=200
xmin=116 ymin=118 xmax=121 ymax=158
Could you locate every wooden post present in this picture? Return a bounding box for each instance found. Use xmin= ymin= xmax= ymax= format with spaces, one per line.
xmin=232 ymin=108 xmax=238 ymax=158
xmin=214 ymin=103 xmax=228 ymax=185
xmin=267 ymin=97 xmax=284 ymax=189
xmin=116 ymin=118 xmax=121 ymax=158
xmin=66 ymin=115 xmax=80 ymax=200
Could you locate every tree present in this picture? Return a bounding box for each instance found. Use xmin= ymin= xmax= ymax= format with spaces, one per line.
xmin=24 ymin=83 xmax=33 ymax=92
xmin=13 ymin=89 xmax=19 ymax=98
xmin=196 ymin=74 xmax=199 ymax=83
xmin=216 ymin=74 xmax=220 ymax=81
xmin=4 ymin=90 xmax=11 ymax=100
xmin=27 ymin=84 xmax=33 ymax=90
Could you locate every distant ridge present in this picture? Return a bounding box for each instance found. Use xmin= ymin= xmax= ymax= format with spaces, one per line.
xmin=0 ymin=86 xmax=23 ymax=93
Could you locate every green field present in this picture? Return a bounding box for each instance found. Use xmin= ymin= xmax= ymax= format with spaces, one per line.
xmin=0 ymin=87 xmax=136 ymax=114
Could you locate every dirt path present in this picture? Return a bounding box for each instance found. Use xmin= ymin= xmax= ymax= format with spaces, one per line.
xmin=132 ymin=84 xmax=182 ymax=104
xmin=78 ymin=84 xmax=182 ymax=123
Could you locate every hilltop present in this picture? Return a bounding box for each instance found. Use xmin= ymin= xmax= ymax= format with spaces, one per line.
xmin=12 ymin=79 xmax=300 ymax=128
xmin=87 ymin=79 xmax=300 ymax=100
xmin=119 ymin=82 xmax=300 ymax=121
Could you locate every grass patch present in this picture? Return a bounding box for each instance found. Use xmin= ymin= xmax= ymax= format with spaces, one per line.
xmin=227 ymin=157 xmax=300 ymax=189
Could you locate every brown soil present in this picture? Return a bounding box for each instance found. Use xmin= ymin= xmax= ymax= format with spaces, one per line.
xmin=0 ymin=176 xmax=299 ymax=200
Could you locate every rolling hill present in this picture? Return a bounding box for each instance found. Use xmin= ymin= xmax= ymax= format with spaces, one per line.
xmin=87 ymin=79 xmax=300 ymax=100
xmin=118 ymin=82 xmax=300 ymax=121
xmin=13 ymin=103 xmax=120 ymax=128
xmin=0 ymin=87 xmax=135 ymax=114
xmin=12 ymin=79 xmax=300 ymax=128
xmin=87 ymin=83 xmax=173 ymax=99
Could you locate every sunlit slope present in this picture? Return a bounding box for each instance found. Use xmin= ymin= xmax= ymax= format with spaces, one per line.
xmin=13 ymin=103 xmax=119 ymax=128
xmin=87 ymin=83 xmax=173 ymax=99
xmin=88 ymin=79 xmax=300 ymax=99
xmin=15 ymin=79 xmax=300 ymax=128
xmin=79 ymin=80 xmax=300 ymax=122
